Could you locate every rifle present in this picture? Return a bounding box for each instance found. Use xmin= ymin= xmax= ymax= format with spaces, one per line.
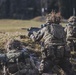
xmin=21 ymin=27 xmax=40 ymax=37
xmin=21 ymin=28 xmax=30 ymax=31
xmin=22 ymin=27 xmax=40 ymax=32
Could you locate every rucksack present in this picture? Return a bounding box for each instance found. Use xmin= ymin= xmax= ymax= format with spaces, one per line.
xmin=48 ymin=24 xmax=64 ymax=40
xmin=67 ymin=24 xmax=76 ymax=38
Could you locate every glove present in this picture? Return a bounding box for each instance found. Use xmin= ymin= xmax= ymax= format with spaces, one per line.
xmin=30 ymin=34 xmax=35 ymax=41
xmin=28 ymin=32 xmax=33 ymax=37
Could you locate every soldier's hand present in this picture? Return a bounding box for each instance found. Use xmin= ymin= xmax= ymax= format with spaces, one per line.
xmin=28 ymin=32 xmax=33 ymax=37
xmin=30 ymin=34 xmax=35 ymax=41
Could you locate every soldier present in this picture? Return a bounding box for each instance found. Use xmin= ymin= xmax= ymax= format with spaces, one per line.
xmin=65 ymin=16 xmax=76 ymax=52
xmin=28 ymin=13 xmax=66 ymax=75
xmin=4 ymin=39 xmax=28 ymax=74
xmin=4 ymin=39 xmax=40 ymax=75
xmin=65 ymin=16 xmax=76 ymax=73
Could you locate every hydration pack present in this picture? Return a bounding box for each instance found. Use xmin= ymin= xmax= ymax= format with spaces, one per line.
xmin=48 ymin=24 xmax=64 ymax=40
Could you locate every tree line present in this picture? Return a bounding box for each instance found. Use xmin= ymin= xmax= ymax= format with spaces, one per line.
xmin=0 ymin=0 xmax=76 ymax=19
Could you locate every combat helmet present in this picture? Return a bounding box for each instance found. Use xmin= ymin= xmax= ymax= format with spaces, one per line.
xmin=46 ymin=12 xmax=61 ymax=24
xmin=5 ymin=39 xmax=23 ymax=51
xmin=68 ymin=16 xmax=76 ymax=23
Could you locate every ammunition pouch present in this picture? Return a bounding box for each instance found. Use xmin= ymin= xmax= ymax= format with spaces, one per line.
xmin=45 ymin=45 xmax=65 ymax=60
xmin=52 ymin=65 xmax=65 ymax=75
xmin=46 ymin=46 xmax=55 ymax=59
xmin=57 ymin=46 xmax=65 ymax=58
xmin=41 ymin=47 xmax=47 ymax=59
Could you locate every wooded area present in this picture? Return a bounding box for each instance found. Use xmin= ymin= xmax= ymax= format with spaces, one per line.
xmin=0 ymin=0 xmax=76 ymax=19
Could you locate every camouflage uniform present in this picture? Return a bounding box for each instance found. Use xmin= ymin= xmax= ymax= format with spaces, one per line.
xmin=4 ymin=39 xmax=30 ymax=75
xmin=65 ymin=16 xmax=76 ymax=73
xmin=65 ymin=16 xmax=76 ymax=52
xmin=5 ymin=39 xmax=23 ymax=52
xmin=29 ymin=15 xmax=66 ymax=74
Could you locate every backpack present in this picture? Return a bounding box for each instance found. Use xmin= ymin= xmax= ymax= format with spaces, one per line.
xmin=48 ymin=24 xmax=64 ymax=40
xmin=67 ymin=24 xmax=76 ymax=38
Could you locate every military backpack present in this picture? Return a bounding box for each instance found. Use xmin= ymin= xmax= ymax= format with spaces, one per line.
xmin=48 ymin=24 xmax=64 ymax=40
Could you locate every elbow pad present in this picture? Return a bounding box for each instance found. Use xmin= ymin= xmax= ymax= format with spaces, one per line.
xmin=30 ymin=34 xmax=35 ymax=41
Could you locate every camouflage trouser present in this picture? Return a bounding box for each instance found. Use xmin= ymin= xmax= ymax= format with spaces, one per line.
xmin=67 ymin=40 xmax=76 ymax=51
xmin=67 ymin=40 xmax=73 ymax=51
xmin=12 ymin=69 xmax=39 ymax=75
xmin=39 ymin=58 xmax=54 ymax=74
xmin=7 ymin=62 xmax=39 ymax=75
xmin=39 ymin=60 xmax=66 ymax=75
xmin=39 ymin=59 xmax=73 ymax=75
xmin=39 ymin=45 xmax=65 ymax=74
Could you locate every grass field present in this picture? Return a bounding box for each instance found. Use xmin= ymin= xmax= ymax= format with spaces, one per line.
xmin=0 ymin=19 xmax=66 ymax=31
xmin=0 ymin=19 xmax=44 ymax=32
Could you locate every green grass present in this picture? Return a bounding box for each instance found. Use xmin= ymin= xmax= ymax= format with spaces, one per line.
xmin=0 ymin=19 xmax=44 ymax=32
xmin=0 ymin=19 xmax=67 ymax=32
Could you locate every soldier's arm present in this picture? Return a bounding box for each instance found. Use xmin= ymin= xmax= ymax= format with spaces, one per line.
xmin=63 ymin=32 xmax=66 ymax=43
xmin=64 ymin=25 xmax=68 ymax=39
xmin=30 ymin=27 xmax=46 ymax=42
xmin=64 ymin=26 xmax=67 ymax=33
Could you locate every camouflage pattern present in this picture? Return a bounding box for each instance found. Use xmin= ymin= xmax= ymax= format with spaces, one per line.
xmin=65 ymin=16 xmax=76 ymax=51
xmin=29 ymin=14 xmax=66 ymax=74
xmin=5 ymin=39 xmax=23 ymax=52
xmin=52 ymin=65 xmax=66 ymax=75
xmin=1 ymin=39 xmax=40 ymax=75
xmin=0 ymin=48 xmax=40 ymax=75
xmin=12 ymin=68 xmax=39 ymax=75
xmin=65 ymin=16 xmax=76 ymax=39
xmin=65 ymin=16 xmax=76 ymax=74
xmin=30 ymin=24 xmax=65 ymax=45
xmin=68 ymin=16 xmax=76 ymax=23
xmin=65 ymin=24 xmax=76 ymax=40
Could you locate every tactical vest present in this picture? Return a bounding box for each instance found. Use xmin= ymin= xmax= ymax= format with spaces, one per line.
xmin=44 ymin=24 xmax=65 ymax=45
xmin=66 ymin=23 xmax=76 ymax=39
